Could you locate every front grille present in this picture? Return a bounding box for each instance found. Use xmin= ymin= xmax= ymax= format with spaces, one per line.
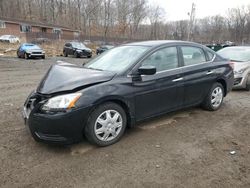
xmin=81 ymin=51 xmax=91 ymax=56
xmin=234 ymin=78 xmax=242 ymax=85
xmin=32 ymin=52 xmax=42 ymax=54
xmin=25 ymin=92 xmax=50 ymax=111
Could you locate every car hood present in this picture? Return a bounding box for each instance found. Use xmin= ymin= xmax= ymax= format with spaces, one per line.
xmin=76 ymin=47 xmax=91 ymax=52
xmin=234 ymin=61 xmax=250 ymax=71
xmin=37 ymin=62 xmax=116 ymax=95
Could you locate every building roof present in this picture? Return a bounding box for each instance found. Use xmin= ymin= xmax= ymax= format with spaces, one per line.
xmin=0 ymin=17 xmax=80 ymax=32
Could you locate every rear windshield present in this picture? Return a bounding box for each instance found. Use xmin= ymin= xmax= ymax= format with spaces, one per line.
xmin=217 ymin=47 xmax=250 ymax=62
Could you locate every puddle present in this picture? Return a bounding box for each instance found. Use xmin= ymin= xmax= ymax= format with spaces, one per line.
xmin=70 ymin=142 xmax=95 ymax=156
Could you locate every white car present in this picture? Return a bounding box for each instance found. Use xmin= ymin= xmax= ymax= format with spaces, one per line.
xmin=0 ymin=35 xmax=20 ymax=43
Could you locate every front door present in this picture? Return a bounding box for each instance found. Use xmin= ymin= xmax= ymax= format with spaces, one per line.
xmin=133 ymin=46 xmax=184 ymax=121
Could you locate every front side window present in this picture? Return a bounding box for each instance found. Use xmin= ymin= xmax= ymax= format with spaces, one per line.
xmin=141 ymin=47 xmax=178 ymax=72
xmin=181 ymin=46 xmax=206 ymax=66
xmin=20 ymin=25 xmax=32 ymax=32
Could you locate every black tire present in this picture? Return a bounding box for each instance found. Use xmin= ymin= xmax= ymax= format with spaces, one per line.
xmin=201 ymin=82 xmax=224 ymax=111
xmin=245 ymin=74 xmax=250 ymax=91
xmin=42 ymin=55 xmax=45 ymax=59
xmin=74 ymin=51 xmax=79 ymax=58
xmin=87 ymin=55 xmax=92 ymax=58
xmin=84 ymin=102 xmax=127 ymax=146
xmin=63 ymin=50 xmax=68 ymax=57
xmin=24 ymin=53 xmax=29 ymax=59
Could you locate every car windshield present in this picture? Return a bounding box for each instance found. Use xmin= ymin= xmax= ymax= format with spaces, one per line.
xmin=84 ymin=45 xmax=149 ymax=72
xmin=1 ymin=35 xmax=10 ymax=38
xmin=72 ymin=42 xmax=86 ymax=48
xmin=218 ymin=47 xmax=250 ymax=62
xmin=24 ymin=44 xmax=41 ymax=50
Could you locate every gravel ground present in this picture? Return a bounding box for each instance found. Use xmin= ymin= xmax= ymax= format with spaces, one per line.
xmin=0 ymin=56 xmax=250 ymax=188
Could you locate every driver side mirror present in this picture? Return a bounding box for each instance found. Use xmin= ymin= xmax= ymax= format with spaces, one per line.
xmin=138 ymin=65 xmax=156 ymax=75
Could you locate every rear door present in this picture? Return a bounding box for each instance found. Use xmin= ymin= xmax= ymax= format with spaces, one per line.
xmin=134 ymin=46 xmax=184 ymax=120
xmin=179 ymin=45 xmax=217 ymax=106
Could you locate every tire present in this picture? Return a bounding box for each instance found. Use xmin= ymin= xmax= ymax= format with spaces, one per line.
xmin=74 ymin=51 xmax=79 ymax=58
xmin=84 ymin=102 xmax=127 ymax=146
xmin=63 ymin=51 xmax=68 ymax=57
xmin=87 ymin=55 xmax=92 ymax=58
xmin=201 ymin=82 xmax=224 ymax=111
xmin=245 ymin=74 xmax=250 ymax=91
xmin=42 ymin=55 xmax=45 ymax=59
xmin=24 ymin=53 xmax=29 ymax=59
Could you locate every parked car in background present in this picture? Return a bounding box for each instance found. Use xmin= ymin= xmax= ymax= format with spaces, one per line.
xmin=63 ymin=42 xmax=92 ymax=58
xmin=206 ymin=43 xmax=223 ymax=52
xmin=31 ymin=38 xmax=51 ymax=45
xmin=0 ymin=35 xmax=20 ymax=43
xmin=23 ymin=40 xmax=234 ymax=146
xmin=217 ymin=46 xmax=250 ymax=90
xmin=96 ymin=45 xmax=114 ymax=55
xmin=17 ymin=43 xmax=45 ymax=59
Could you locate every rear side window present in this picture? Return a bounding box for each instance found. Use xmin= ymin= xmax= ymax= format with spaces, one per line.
xmin=142 ymin=47 xmax=178 ymax=72
xmin=181 ymin=46 xmax=206 ymax=66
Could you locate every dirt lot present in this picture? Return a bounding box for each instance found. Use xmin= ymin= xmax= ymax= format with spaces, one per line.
xmin=0 ymin=56 xmax=250 ymax=188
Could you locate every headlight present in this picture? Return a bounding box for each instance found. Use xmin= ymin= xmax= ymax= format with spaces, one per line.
xmin=42 ymin=51 xmax=45 ymax=54
xmin=76 ymin=49 xmax=82 ymax=52
xmin=234 ymin=68 xmax=247 ymax=74
xmin=26 ymin=50 xmax=32 ymax=53
xmin=42 ymin=93 xmax=82 ymax=111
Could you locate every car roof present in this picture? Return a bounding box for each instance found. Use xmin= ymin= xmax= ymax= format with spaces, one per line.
xmin=123 ymin=40 xmax=201 ymax=47
xmin=222 ymin=46 xmax=250 ymax=50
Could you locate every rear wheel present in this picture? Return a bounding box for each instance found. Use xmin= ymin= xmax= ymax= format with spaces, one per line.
xmin=202 ymin=82 xmax=224 ymax=111
xmin=84 ymin=102 xmax=127 ymax=146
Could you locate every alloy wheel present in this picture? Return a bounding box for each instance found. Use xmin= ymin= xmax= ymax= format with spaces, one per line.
xmin=211 ymin=87 xmax=223 ymax=108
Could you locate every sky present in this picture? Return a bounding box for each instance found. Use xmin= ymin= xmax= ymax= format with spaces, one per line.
xmin=151 ymin=0 xmax=250 ymax=21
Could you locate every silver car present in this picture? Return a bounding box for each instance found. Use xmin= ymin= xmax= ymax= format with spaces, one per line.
xmin=217 ymin=46 xmax=250 ymax=91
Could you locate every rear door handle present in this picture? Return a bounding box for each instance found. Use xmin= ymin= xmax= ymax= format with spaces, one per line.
xmin=206 ymin=71 xmax=214 ymax=75
xmin=172 ymin=77 xmax=183 ymax=82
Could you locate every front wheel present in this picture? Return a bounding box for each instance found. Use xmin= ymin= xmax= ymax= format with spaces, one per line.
xmin=84 ymin=102 xmax=127 ymax=146
xmin=245 ymin=74 xmax=250 ymax=91
xmin=201 ymin=82 xmax=224 ymax=111
xmin=24 ymin=53 xmax=29 ymax=59
xmin=63 ymin=50 xmax=68 ymax=57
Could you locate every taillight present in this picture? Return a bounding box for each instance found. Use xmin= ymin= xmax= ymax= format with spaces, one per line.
xmin=229 ymin=61 xmax=234 ymax=70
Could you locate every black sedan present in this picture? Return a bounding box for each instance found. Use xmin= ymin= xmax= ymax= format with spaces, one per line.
xmin=17 ymin=43 xmax=45 ymax=59
xmin=96 ymin=45 xmax=114 ymax=55
xmin=23 ymin=40 xmax=234 ymax=146
xmin=63 ymin=42 xmax=92 ymax=58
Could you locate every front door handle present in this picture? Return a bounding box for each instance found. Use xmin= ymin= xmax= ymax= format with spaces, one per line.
xmin=206 ymin=71 xmax=214 ymax=75
xmin=172 ymin=77 xmax=183 ymax=82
